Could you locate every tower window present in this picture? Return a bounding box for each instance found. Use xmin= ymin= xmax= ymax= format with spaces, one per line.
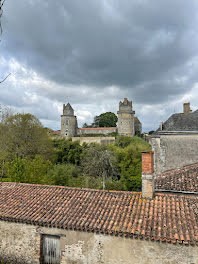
xmin=66 ymin=120 xmax=69 ymax=125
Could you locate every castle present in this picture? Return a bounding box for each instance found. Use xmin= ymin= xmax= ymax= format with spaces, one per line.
xmin=61 ymin=98 xmax=142 ymax=137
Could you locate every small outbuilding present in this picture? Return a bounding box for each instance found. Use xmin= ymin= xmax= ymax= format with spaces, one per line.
xmin=0 ymin=152 xmax=197 ymax=264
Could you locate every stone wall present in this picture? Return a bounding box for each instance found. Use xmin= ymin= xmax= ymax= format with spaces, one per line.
xmin=61 ymin=115 xmax=77 ymax=137
xmin=150 ymin=132 xmax=198 ymax=175
xmin=0 ymin=221 xmax=198 ymax=264
xmin=72 ymin=137 xmax=115 ymax=145
xmin=0 ymin=221 xmax=40 ymax=264
xmin=117 ymin=112 xmax=134 ymax=136
xmin=78 ymin=128 xmax=117 ymax=135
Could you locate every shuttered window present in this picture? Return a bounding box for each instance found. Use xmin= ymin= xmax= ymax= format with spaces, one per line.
xmin=42 ymin=235 xmax=61 ymax=264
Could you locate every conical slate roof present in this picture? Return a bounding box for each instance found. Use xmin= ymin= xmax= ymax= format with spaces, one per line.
xmin=63 ymin=103 xmax=74 ymax=116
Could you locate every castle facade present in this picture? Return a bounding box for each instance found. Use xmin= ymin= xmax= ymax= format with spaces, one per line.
xmin=61 ymin=98 xmax=142 ymax=137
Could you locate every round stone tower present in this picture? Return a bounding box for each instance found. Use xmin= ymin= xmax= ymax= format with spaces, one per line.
xmin=117 ymin=98 xmax=135 ymax=136
xmin=61 ymin=103 xmax=78 ymax=138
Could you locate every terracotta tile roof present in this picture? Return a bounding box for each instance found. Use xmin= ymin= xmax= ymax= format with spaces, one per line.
xmin=52 ymin=130 xmax=61 ymax=134
xmin=79 ymin=127 xmax=117 ymax=130
xmin=155 ymin=163 xmax=198 ymax=193
xmin=0 ymin=182 xmax=197 ymax=245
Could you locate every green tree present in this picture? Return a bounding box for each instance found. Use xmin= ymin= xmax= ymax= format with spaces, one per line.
xmin=110 ymin=137 xmax=151 ymax=191
xmin=54 ymin=138 xmax=84 ymax=165
xmin=98 ymin=112 xmax=118 ymax=127
xmin=5 ymin=155 xmax=52 ymax=184
xmin=0 ymin=113 xmax=54 ymax=161
xmin=47 ymin=163 xmax=81 ymax=186
xmin=82 ymin=145 xmax=118 ymax=189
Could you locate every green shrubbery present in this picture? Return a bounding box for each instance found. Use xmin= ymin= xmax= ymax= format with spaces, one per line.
xmin=0 ymin=110 xmax=150 ymax=191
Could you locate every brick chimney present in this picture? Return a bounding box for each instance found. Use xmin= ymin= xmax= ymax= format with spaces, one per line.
xmin=183 ymin=102 xmax=192 ymax=116
xmin=142 ymin=151 xmax=154 ymax=199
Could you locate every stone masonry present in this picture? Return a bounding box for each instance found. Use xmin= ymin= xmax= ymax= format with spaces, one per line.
xmin=0 ymin=221 xmax=198 ymax=264
xmin=61 ymin=98 xmax=141 ymax=138
xmin=117 ymin=98 xmax=135 ymax=136
xmin=150 ymin=132 xmax=198 ymax=176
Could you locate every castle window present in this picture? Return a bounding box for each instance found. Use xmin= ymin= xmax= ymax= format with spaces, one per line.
xmin=66 ymin=120 xmax=69 ymax=125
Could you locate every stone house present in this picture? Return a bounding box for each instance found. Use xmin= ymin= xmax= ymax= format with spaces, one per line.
xmin=0 ymin=151 xmax=197 ymax=264
xmin=150 ymin=102 xmax=198 ymax=175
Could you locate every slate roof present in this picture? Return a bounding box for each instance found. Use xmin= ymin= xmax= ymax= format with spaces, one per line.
xmin=155 ymin=163 xmax=198 ymax=193
xmin=155 ymin=109 xmax=198 ymax=133
xmin=0 ymin=182 xmax=197 ymax=245
xmin=134 ymin=117 xmax=141 ymax=124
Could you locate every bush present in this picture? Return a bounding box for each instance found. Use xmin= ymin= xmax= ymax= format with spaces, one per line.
xmin=5 ymin=155 xmax=52 ymax=184
xmin=53 ymin=138 xmax=84 ymax=165
xmin=47 ymin=163 xmax=81 ymax=186
xmin=110 ymin=136 xmax=150 ymax=191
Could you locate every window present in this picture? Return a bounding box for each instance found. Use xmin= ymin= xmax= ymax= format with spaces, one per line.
xmin=41 ymin=235 xmax=60 ymax=264
xmin=66 ymin=120 xmax=69 ymax=125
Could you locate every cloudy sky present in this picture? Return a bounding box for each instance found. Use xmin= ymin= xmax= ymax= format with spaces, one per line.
xmin=1 ymin=0 xmax=198 ymax=131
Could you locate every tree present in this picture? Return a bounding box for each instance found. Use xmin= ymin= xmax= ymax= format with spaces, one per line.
xmin=0 ymin=0 xmax=11 ymax=83
xmin=82 ymin=123 xmax=89 ymax=128
xmin=0 ymin=113 xmax=54 ymax=161
xmin=0 ymin=0 xmax=5 ymax=35
xmin=110 ymin=136 xmax=151 ymax=191
xmin=47 ymin=163 xmax=81 ymax=186
xmin=54 ymin=138 xmax=84 ymax=165
xmin=98 ymin=112 xmax=118 ymax=127
xmin=5 ymin=155 xmax=52 ymax=184
xmin=92 ymin=116 xmax=100 ymax=127
xmin=82 ymin=145 xmax=118 ymax=189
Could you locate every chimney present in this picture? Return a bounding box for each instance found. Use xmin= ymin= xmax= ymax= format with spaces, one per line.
xmin=142 ymin=151 xmax=154 ymax=199
xmin=183 ymin=102 xmax=191 ymax=116
xmin=160 ymin=122 xmax=164 ymax=131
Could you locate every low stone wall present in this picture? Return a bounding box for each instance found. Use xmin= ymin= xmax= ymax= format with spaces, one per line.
xmin=0 ymin=221 xmax=198 ymax=264
xmin=72 ymin=136 xmax=115 ymax=145
xmin=78 ymin=127 xmax=117 ymax=135
xmin=150 ymin=132 xmax=198 ymax=175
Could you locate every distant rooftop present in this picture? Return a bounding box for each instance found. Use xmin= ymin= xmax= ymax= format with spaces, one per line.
xmin=154 ymin=103 xmax=198 ymax=133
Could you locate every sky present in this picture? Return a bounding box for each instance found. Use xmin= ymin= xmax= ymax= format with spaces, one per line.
xmin=0 ymin=0 xmax=198 ymax=131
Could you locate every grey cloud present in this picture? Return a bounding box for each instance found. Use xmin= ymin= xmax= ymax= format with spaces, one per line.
xmin=1 ymin=0 xmax=198 ymax=130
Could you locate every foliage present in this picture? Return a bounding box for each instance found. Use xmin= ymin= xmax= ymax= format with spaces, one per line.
xmin=115 ymin=135 xmax=150 ymax=148
xmin=5 ymin=155 xmax=52 ymax=184
xmin=0 ymin=107 xmax=151 ymax=192
xmin=82 ymin=123 xmax=89 ymax=128
xmin=148 ymin=130 xmax=155 ymax=135
xmin=82 ymin=144 xmax=118 ymax=189
xmin=0 ymin=113 xmax=54 ymax=161
xmin=47 ymin=163 xmax=81 ymax=186
xmin=53 ymin=138 xmax=85 ymax=165
xmin=98 ymin=112 xmax=118 ymax=127
xmin=110 ymin=137 xmax=151 ymax=191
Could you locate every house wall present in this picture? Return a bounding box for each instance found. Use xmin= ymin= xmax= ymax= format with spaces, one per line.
xmin=0 ymin=221 xmax=198 ymax=264
xmin=150 ymin=133 xmax=198 ymax=175
xmin=72 ymin=137 xmax=115 ymax=145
